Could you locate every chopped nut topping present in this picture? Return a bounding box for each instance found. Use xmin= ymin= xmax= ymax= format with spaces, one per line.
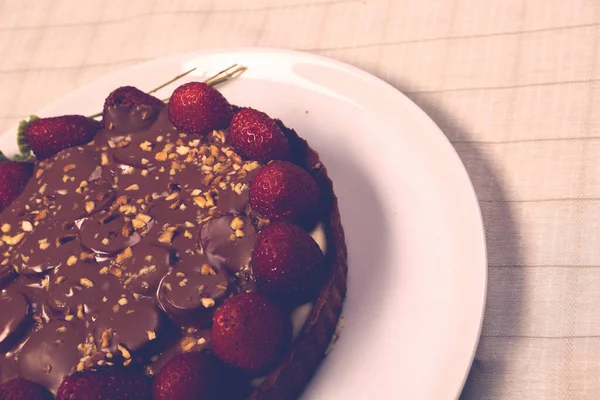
xmin=235 ymin=229 xmax=245 ymax=238
xmin=56 ymin=326 xmax=67 ymax=333
xmin=115 ymin=247 xmax=133 ymax=263
xmin=200 ymin=264 xmax=216 ymax=276
xmin=55 ymin=276 xmax=66 ymax=284
xmin=139 ymin=141 xmax=153 ymax=151
xmin=201 ymin=298 xmax=215 ymax=308
xmin=112 ymin=304 xmax=120 ymax=313
xmin=2 ymin=232 xmax=25 ymax=246
xmin=147 ymin=330 xmax=156 ymax=341
xmin=158 ymin=226 xmax=178 ymax=244
xmin=39 ymin=238 xmax=50 ymax=250
xmin=85 ymin=201 xmax=95 ymax=214
xmin=63 ymin=164 xmax=76 ymax=172
xmin=80 ymin=278 xmax=94 ymax=288
xmin=193 ymin=196 xmax=207 ymax=208
xmin=118 ymin=297 xmax=128 ymax=306
xmin=101 ymin=238 xmax=110 ymax=245
xmin=180 ymin=337 xmax=196 ymax=352
xmin=230 ymin=217 xmax=244 ymax=230
xmin=99 ymin=266 xmax=109 ymax=275
xmin=176 ymin=146 xmax=190 ymax=155
xmin=20 ymin=221 xmax=33 ymax=233
xmin=125 ymin=184 xmax=139 ymax=191
xmin=67 ymin=256 xmax=78 ymax=266
xmin=179 ymin=278 xmax=188 ymax=287
xmin=118 ymin=344 xmax=131 ymax=359
xmin=0 ymin=224 xmax=10 ymax=233
xmin=155 ymin=152 xmax=168 ymax=161
xmin=101 ymin=328 xmax=114 ymax=348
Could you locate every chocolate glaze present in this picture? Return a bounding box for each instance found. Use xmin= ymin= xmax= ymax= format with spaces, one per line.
xmin=0 ymin=106 xmax=273 ymax=395
xmin=0 ymin=104 xmax=346 ymax=400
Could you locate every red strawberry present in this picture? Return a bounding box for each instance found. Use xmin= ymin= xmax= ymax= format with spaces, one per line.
xmin=212 ymin=292 xmax=288 ymax=373
xmin=0 ymin=378 xmax=53 ymax=400
xmin=252 ymin=222 xmax=325 ymax=304
xmin=56 ymin=368 xmax=151 ymax=400
xmin=25 ymin=115 xmax=102 ymax=160
xmin=168 ymin=82 xmax=233 ymax=135
xmin=153 ymin=352 xmax=218 ymax=400
xmin=228 ymin=108 xmax=290 ymax=162
xmin=249 ymin=160 xmax=319 ymax=221
xmin=0 ymin=161 xmax=33 ymax=212
xmin=102 ymin=86 xmax=164 ymax=121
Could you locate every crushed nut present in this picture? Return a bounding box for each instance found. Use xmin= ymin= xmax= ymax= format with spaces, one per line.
xmin=67 ymin=256 xmax=78 ymax=266
xmin=200 ymin=264 xmax=216 ymax=276
xmin=85 ymin=201 xmax=95 ymax=214
xmin=180 ymin=337 xmax=196 ymax=352
xmin=2 ymin=232 xmax=25 ymax=246
xmin=125 ymin=184 xmax=139 ymax=191
xmin=80 ymin=278 xmax=94 ymax=288
xmin=139 ymin=141 xmax=153 ymax=151
xmin=118 ymin=344 xmax=131 ymax=359
xmin=147 ymin=330 xmax=156 ymax=341
xmin=115 ymin=247 xmax=133 ymax=263
xmin=229 ymin=217 xmax=244 ymax=230
xmin=201 ymin=298 xmax=215 ymax=308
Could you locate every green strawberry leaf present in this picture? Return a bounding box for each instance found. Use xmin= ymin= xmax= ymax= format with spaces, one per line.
xmin=17 ymin=115 xmax=38 ymax=156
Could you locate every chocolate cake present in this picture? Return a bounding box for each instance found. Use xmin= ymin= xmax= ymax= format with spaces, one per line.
xmin=0 ymin=79 xmax=347 ymax=400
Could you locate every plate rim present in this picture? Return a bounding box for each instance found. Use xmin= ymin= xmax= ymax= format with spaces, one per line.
xmin=1 ymin=47 xmax=487 ymax=399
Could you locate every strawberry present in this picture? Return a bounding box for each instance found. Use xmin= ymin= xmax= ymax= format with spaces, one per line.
xmin=0 ymin=378 xmax=53 ymax=400
xmin=228 ymin=108 xmax=290 ymax=162
xmin=102 ymin=86 xmax=164 ymax=121
xmin=24 ymin=115 xmax=102 ymax=160
xmin=212 ymin=292 xmax=288 ymax=373
xmin=168 ymin=82 xmax=233 ymax=135
xmin=0 ymin=161 xmax=33 ymax=212
xmin=56 ymin=368 xmax=151 ymax=400
xmin=153 ymin=352 xmax=218 ymax=400
xmin=252 ymin=222 xmax=325 ymax=305
xmin=249 ymin=160 xmax=319 ymax=221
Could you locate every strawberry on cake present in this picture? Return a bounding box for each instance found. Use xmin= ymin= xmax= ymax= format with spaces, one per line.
xmin=0 ymin=73 xmax=347 ymax=400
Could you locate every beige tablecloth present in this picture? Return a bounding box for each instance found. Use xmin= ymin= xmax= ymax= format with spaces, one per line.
xmin=0 ymin=1 xmax=598 ymax=399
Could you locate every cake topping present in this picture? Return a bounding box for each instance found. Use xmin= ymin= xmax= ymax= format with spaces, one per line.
xmin=24 ymin=115 xmax=102 ymax=160
xmin=167 ymin=82 xmax=234 ymax=136
xmin=0 ymin=378 xmax=53 ymax=400
xmin=252 ymin=221 xmax=326 ymax=305
xmin=228 ymin=108 xmax=291 ymax=162
xmin=102 ymin=86 xmax=165 ymax=129
xmin=55 ymin=367 xmax=152 ymax=400
xmin=152 ymin=351 xmax=221 ymax=400
xmin=0 ymin=161 xmax=34 ymax=212
xmin=249 ymin=160 xmax=319 ymax=221
xmin=212 ymin=292 xmax=288 ymax=373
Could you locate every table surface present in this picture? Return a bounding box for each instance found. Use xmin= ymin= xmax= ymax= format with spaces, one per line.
xmin=0 ymin=1 xmax=598 ymax=399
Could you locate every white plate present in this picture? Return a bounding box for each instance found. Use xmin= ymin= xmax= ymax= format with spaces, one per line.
xmin=0 ymin=48 xmax=487 ymax=400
